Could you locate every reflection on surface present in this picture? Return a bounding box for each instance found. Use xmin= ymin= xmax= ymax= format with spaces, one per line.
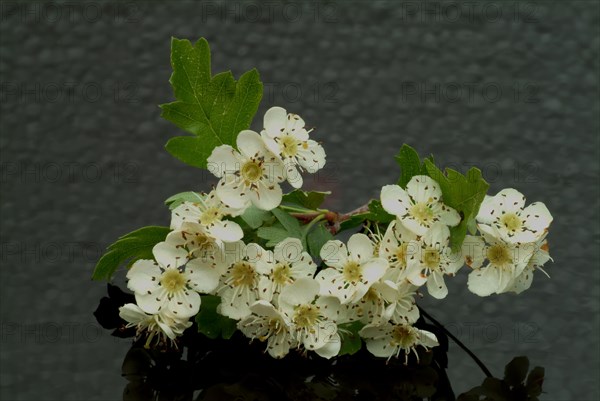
xmin=95 ymin=285 xmax=544 ymax=401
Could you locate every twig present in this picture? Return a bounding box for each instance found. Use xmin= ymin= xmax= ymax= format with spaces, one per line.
xmin=418 ymin=306 xmax=493 ymax=378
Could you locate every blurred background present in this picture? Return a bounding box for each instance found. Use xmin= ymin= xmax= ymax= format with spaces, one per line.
xmin=0 ymin=0 xmax=598 ymax=399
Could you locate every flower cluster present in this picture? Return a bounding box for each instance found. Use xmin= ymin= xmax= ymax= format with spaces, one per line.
xmin=206 ymin=107 xmax=326 ymax=211
xmin=114 ymin=106 xmax=553 ymax=363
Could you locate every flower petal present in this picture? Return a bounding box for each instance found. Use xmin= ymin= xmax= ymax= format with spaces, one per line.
xmin=348 ymin=233 xmax=374 ymax=262
xmin=380 ymin=185 xmax=411 ymax=216
xmin=135 ymin=287 xmax=167 ymax=315
xmin=119 ymin=303 xmax=148 ymax=324
xmin=461 ymin=235 xmax=486 ymax=269
xmin=426 ymin=271 xmax=448 ymax=299
xmin=153 ymin=242 xmax=188 ymax=269
xmin=237 ymin=130 xmax=268 ymax=159
xmin=209 ymin=219 xmax=243 ymax=242
xmin=274 ymin=237 xmax=304 ymax=263
xmin=127 ymin=259 xmax=161 ymax=294
xmin=314 ymin=332 xmax=341 ymax=359
xmin=297 ymin=140 xmax=326 ymax=173
xmin=216 ymin=175 xmax=250 ymax=210
xmin=170 ymin=202 xmax=201 ymax=230
xmin=320 ymin=240 xmax=348 ymax=270
xmin=436 ymin=204 xmax=461 ymax=227
xmin=286 ymin=113 xmax=307 ymax=137
xmin=360 ymin=258 xmax=388 ymax=286
xmin=315 ymin=296 xmax=341 ymax=321
xmin=285 ymin=162 xmax=303 ymax=188
xmin=279 ymin=277 xmax=319 ymax=307
xmin=263 ymin=106 xmax=288 ymax=138
xmin=467 ymin=267 xmax=501 ymax=297
xmin=185 ymin=258 xmax=221 ymax=294
xmin=249 ymin=181 xmax=282 ymax=211
xmin=207 ymin=145 xmax=240 ymax=178
xmin=422 ymin=223 xmax=450 ymax=247
xmin=520 ymin=202 xmax=553 ymax=238
xmin=364 ymin=337 xmax=396 ymax=358
xmin=417 ymin=329 xmax=439 ymax=348
xmin=167 ymin=290 xmax=200 ymax=318
xmin=406 ymin=175 xmax=441 ymax=203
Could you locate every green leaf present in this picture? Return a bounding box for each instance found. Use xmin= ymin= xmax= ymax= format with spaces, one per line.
xmin=164 ymin=191 xmax=203 ymax=210
xmin=424 ymin=160 xmax=489 ymax=251
xmin=92 ymin=226 xmax=170 ymax=281
xmin=525 ymin=366 xmax=545 ymax=396
xmin=257 ymin=225 xmax=290 ymax=247
xmin=282 ymin=190 xmax=331 ymax=210
xmin=338 ymin=213 xmax=371 ymax=232
xmin=307 ymin=222 xmax=334 ymax=258
xmin=367 ymin=200 xmax=395 ymax=223
xmin=271 ymin=208 xmax=303 ymax=238
xmin=162 ymin=37 xmax=263 ymax=169
xmin=338 ymin=321 xmax=364 ymax=356
xmin=504 ymin=356 xmax=530 ymax=386
xmin=240 ymin=205 xmax=272 ymax=229
xmin=337 ymin=200 xmax=394 ymax=233
xmin=395 ymin=144 xmax=424 ymax=188
xmin=195 ymin=295 xmax=237 ymax=339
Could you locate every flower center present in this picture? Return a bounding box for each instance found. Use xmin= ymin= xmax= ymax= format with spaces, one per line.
xmin=391 ymin=325 xmax=418 ymax=348
xmin=241 ymin=160 xmax=263 ymax=183
xmin=272 ymin=263 xmax=292 ymax=285
xmin=280 ymin=135 xmax=300 ymax=157
xmin=343 ymin=261 xmax=362 ymax=283
xmin=487 ymin=244 xmax=512 ymax=266
xmin=500 ymin=213 xmax=522 ymax=232
xmin=230 ymin=262 xmax=257 ymax=287
xmin=409 ymin=202 xmax=433 ymax=224
xmin=293 ymin=304 xmax=320 ymax=329
xmin=363 ymin=287 xmax=379 ymax=303
xmin=199 ymin=206 xmax=221 ymax=226
xmin=160 ymin=269 xmax=186 ymax=293
xmin=423 ymin=248 xmax=440 ymax=269
xmin=189 ymin=232 xmax=218 ymax=259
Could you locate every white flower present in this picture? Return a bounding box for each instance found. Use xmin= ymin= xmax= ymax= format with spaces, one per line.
xmin=462 ymin=232 xmax=533 ymax=297
xmin=359 ymin=322 xmax=438 ymax=363
xmin=261 ymin=106 xmax=326 ymax=188
xmin=505 ymin=234 xmax=552 ymax=294
xmin=316 ymin=233 xmax=389 ymax=304
xmin=217 ymin=242 xmax=269 ymax=320
xmin=380 ymin=175 xmax=460 ymax=236
xmin=170 ymin=190 xmax=244 ymax=243
xmin=165 ymin=223 xmax=224 ymax=264
xmin=378 ymin=220 xmax=418 ymax=283
xmin=126 ymin=242 xmax=221 ymax=318
xmin=476 ymin=188 xmax=552 ymax=244
xmin=207 ymin=130 xmax=285 ymax=211
xmin=257 ymin=238 xmax=317 ymax=304
xmin=340 ymin=280 xmax=397 ymax=325
xmin=119 ymin=303 xmax=192 ymax=347
xmin=405 ymin=223 xmax=463 ymax=299
xmin=279 ymin=277 xmax=341 ymax=358
xmin=238 ymin=300 xmax=297 ymax=359
xmin=385 ymin=280 xmax=421 ymax=325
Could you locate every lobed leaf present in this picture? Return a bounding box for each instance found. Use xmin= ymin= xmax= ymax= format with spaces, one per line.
xmin=162 ymin=37 xmax=263 ymax=169
xmin=92 ymin=226 xmax=170 ymax=281
xmin=164 ymin=191 xmax=203 ymax=210
xmin=281 ymin=190 xmax=331 ymax=210
xmin=424 ymin=160 xmax=489 ymax=251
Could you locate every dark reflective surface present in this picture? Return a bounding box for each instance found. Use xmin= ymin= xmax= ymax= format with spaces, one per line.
xmin=95 ymin=285 xmax=544 ymax=401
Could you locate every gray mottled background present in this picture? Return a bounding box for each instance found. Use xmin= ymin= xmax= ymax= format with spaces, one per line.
xmin=1 ymin=0 xmax=599 ymax=400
